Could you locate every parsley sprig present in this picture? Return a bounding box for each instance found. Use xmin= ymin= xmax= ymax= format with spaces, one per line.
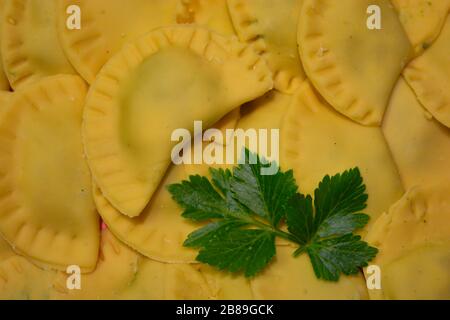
xmin=168 ymin=149 xmax=378 ymax=281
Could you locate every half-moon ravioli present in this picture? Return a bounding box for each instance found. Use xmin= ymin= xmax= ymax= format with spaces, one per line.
xmin=228 ymin=0 xmax=306 ymax=93
xmin=57 ymin=0 xmax=179 ymax=84
xmin=250 ymin=246 xmax=368 ymax=299
xmin=2 ymin=0 xmax=76 ymax=89
xmin=83 ymin=25 xmax=273 ymax=217
xmin=118 ymin=260 xmax=213 ymax=300
xmin=391 ymin=0 xmax=450 ymax=55
xmin=403 ymin=15 xmax=450 ymax=128
xmin=51 ymin=229 xmax=140 ymax=300
xmin=0 ymin=232 xmax=58 ymax=300
xmin=298 ymin=0 xmax=412 ymax=126
xmin=280 ymin=81 xmax=404 ymax=234
xmin=365 ymin=183 xmax=450 ymax=300
xmin=383 ymin=78 xmax=450 ymax=189
xmin=0 ymin=255 xmax=57 ymax=299
xmin=0 ymin=75 xmax=99 ymax=272
xmin=93 ymin=164 xmax=199 ymax=263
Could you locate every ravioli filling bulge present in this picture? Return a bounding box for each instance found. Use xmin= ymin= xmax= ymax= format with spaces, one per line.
xmin=119 ymin=47 xmax=222 ymax=178
xmin=18 ymin=98 xmax=92 ymax=231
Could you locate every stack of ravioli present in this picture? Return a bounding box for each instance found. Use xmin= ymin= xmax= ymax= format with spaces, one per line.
xmin=0 ymin=0 xmax=448 ymax=300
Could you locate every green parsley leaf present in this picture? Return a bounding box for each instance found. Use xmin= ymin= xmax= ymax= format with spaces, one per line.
xmin=183 ymin=219 xmax=248 ymax=248
xmin=306 ymin=234 xmax=378 ymax=281
xmin=196 ymin=229 xmax=276 ymax=277
xmin=168 ymin=149 xmax=378 ymax=281
xmin=169 ymin=149 xmax=294 ymax=276
xmin=286 ymin=193 xmax=314 ymax=245
xmin=210 ymin=168 xmax=247 ymax=216
xmin=313 ymin=168 xmax=368 ymax=235
xmin=286 ymin=168 xmax=376 ymax=281
xmin=230 ymin=149 xmax=297 ymax=227
xmin=317 ymin=211 xmax=369 ymax=238
xmin=167 ymin=175 xmax=229 ymax=221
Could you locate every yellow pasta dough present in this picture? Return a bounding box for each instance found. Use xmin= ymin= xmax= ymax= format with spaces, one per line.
xmin=2 ymin=0 xmax=76 ymax=89
xmin=205 ymin=107 xmax=241 ymax=147
xmin=0 ymin=0 xmax=10 ymax=90
xmin=93 ymin=164 xmax=199 ymax=263
xmin=119 ymin=261 xmax=213 ymax=300
xmin=228 ymin=0 xmax=306 ymax=93
xmin=233 ymin=91 xmax=291 ymax=169
xmin=238 ymin=90 xmax=292 ymax=134
xmin=176 ymin=0 xmax=236 ymax=36
xmin=383 ymin=78 xmax=450 ymax=189
xmin=1 ymin=228 xmax=213 ymax=300
xmin=0 ymin=75 xmax=99 ymax=272
xmin=391 ymin=0 xmax=450 ymax=55
xmin=280 ymin=82 xmax=404 ymax=233
xmin=51 ymin=229 xmax=139 ymax=300
xmin=298 ymin=0 xmax=412 ymax=125
xmin=380 ymin=244 xmax=450 ymax=300
xmin=0 ymin=255 xmax=57 ymax=300
xmin=57 ymin=0 xmax=178 ymax=84
xmin=404 ymin=15 xmax=450 ymax=128
xmin=0 ymin=235 xmax=14 ymax=262
xmin=199 ymin=265 xmax=253 ymax=299
xmin=250 ymin=246 xmax=368 ymax=299
xmin=0 ymin=229 xmax=57 ymax=300
xmin=83 ymin=25 xmax=273 ymax=218
xmin=0 ymin=91 xmax=11 ymax=121
xmin=365 ymin=183 xmax=450 ymax=299
xmin=0 ymin=0 xmax=447 ymax=300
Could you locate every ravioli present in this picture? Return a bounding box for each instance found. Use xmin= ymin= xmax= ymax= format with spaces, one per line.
xmin=2 ymin=0 xmax=76 ymax=89
xmin=391 ymin=0 xmax=450 ymax=55
xmin=228 ymin=0 xmax=306 ymax=93
xmin=6 ymin=229 xmax=212 ymax=300
xmin=0 ymin=0 xmax=10 ymax=90
xmin=231 ymin=91 xmax=292 ymax=167
xmin=205 ymin=108 xmax=241 ymax=146
xmin=0 ymin=91 xmax=11 ymax=120
xmin=383 ymin=78 xmax=450 ymax=189
xmin=51 ymin=229 xmax=139 ymax=300
xmin=0 ymin=255 xmax=57 ymax=300
xmin=280 ymin=82 xmax=404 ymax=233
xmin=238 ymin=90 xmax=292 ymax=133
xmin=93 ymin=164 xmax=199 ymax=263
xmin=365 ymin=183 xmax=450 ymax=300
xmin=381 ymin=245 xmax=450 ymax=300
xmin=176 ymin=0 xmax=236 ymax=36
xmin=298 ymin=0 xmax=412 ymax=125
xmin=83 ymin=26 xmax=273 ymax=217
xmin=403 ymin=15 xmax=450 ymax=128
xmin=119 ymin=261 xmax=213 ymax=300
xmin=57 ymin=0 xmax=178 ymax=84
xmin=0 ymin=235 xmax=14 ymax=262
xmin=250 ymin=246 xmax=368 ymax=299
xmin=0 ymin=75 xmax=99 ymax=272
xmin=199 ymin=265 xmax=254 ymax=299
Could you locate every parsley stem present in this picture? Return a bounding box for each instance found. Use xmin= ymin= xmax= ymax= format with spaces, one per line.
xmin=273 ymin=229 xmax=300 ymax=244
xmin=244 ymin=217 xmax=301 ymax=244
xmin=293 ymin=246 xmax=307 ymax=257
